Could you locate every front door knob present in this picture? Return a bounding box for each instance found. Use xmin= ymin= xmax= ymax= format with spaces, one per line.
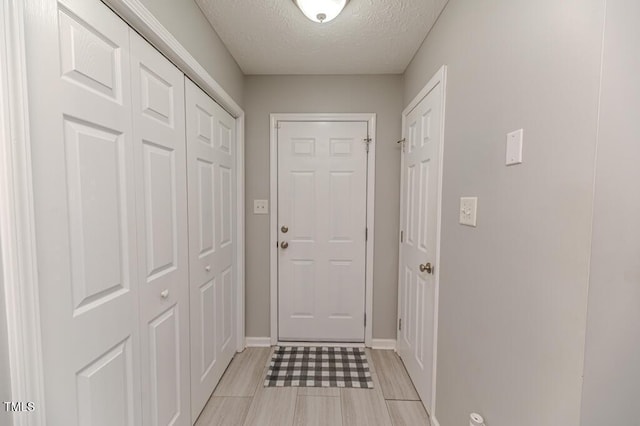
xmin=281 ymin=225 xmax=289 ymax=233
xmin=419 ymin=262 xmax=433 ymax=274
xmin=280 ymin=241 xmax=289 ymax=249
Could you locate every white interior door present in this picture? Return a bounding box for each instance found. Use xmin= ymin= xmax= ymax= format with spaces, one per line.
xmin=25 ymin=0 xmax=142 ymax=424
xmin=277 ymin=121 xmax=368 ymax=342
xmin=130 ymin=31 xmax=190 ymax=426
xmin=397 ymin=74 xmax=445 ymax=414
xmin=186 ymin=79 xmax=237 ymax=419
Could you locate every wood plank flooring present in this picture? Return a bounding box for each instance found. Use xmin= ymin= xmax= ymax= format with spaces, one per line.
xmin=370 ymin=350 xmax=420 ymax=401
xmin=195 ymin=348 xmax=430 ymax=426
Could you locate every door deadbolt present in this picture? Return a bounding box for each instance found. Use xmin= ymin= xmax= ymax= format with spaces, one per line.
xmin=419 ymin=263 xmax=433 ymax=274
xmin=280 ymin=241 xmax=289 ymax=249
xmin=281 ymin=225 xmax=288 ymax=233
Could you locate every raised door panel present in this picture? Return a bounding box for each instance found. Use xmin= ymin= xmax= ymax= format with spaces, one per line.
xmin=219 ymin=165 xmax=232 ymax=247
xmin=26 ymin=0 xmax=142 ymax=424
xmin=58 ymin=7 xmax=123 ymax=102
xmin=63 ymin=118 xmax=131 ymax=315
xmin=148 ymin=307 xmax=181 ymax=426
xmin=197 ymin=160 xmax=216 ymax=256
xmin=220 ymin=267 xmax=234 ymax=352
xmin=143 ymin=143 xmax=177 ymax=279
xmin=186 ymin=79 xmax=236 ymax=420
xmin=290 ymin=172 xmax=316 ymax=241
xmin=76 ymin=339 xmax=136 ymax=426
xmin=199 ymin=278 xmax=217 ymax=380
xmin=290 ymin=260 xmax=316 ymax=318
xmin=130 ymin=30 xmax=189 ymax=426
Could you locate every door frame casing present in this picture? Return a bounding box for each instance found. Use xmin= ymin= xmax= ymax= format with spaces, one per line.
xmin=0 ymin=1 xmax=47 ymax=424
xmin=0 ymin=1 xmax=246 ymax=424
xmin=397 ymin=65 xmax=447 ymax=422
xmin=270 ymin=113 xmax=376 ymax=347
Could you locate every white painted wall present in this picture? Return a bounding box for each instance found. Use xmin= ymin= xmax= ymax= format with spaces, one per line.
xmin=403 ymin=0 xmax=606 ymax=424
xmin=244 ymin=75 xmax=403 ymax=340
xmin=580 ymin=0 xmax=640 ymax=424
xmin=137 ymin=0 xmax=244 ymax=105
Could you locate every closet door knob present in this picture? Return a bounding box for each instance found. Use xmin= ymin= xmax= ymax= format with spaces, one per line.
xmin=205 ymin=265 xmax=211 ymax=272
xmin=280 ymin=241 xmax=289 ymax=249
xmin=419 ymin=263 xmax=433 ymax=274
xmin=160 ymin=289 xmax=169 ymax=299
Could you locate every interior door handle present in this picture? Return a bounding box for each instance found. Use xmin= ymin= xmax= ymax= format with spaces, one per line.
xmin=419 ymin=263 xmax=433 ymax=274
xmin=280 ymin=241 xmax=289 ymax=249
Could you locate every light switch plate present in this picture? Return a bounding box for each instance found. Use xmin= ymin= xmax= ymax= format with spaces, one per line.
xmin=460 ymin=197 xmax=478 ymax=227
xmin=506 ymin=128 xmax=524 ymax=166
xmin=253 ymin=199 xmax=268 ymax=214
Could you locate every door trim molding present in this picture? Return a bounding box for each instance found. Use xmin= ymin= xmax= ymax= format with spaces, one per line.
xmin=101 ymin=0 xmax=246 ymax=355
xmin=269 ymin=113 xmax=376 ymax=347
xmin=397 ymin=65 xmax=447 ymax=416
xmin=371 ymin=339 xmax=397 ymax=350
xmin=0 ymin=0 xmax=47 ymax=424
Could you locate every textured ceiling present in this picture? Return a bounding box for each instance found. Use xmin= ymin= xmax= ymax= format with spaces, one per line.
xmin=195 ymin=0 xmax=449 ymax=75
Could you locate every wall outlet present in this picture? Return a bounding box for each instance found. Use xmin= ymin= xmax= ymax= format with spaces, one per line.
xmin=253 ymin=199 xmax=268 ymax=214
xmin=459 ymin=197 xmax=478 ymax=227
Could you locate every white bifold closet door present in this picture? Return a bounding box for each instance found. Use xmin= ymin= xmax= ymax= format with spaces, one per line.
xmin=25 ymin=0 xmax=143 ymax=424
xmin=25 ymin=0 xmax=238 ymax=424
xmin=130 ymin=32 xmax=190 ymax=426
xmin=185 ymin=79 xmax=237 ymax=419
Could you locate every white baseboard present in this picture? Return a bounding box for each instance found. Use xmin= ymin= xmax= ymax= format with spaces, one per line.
xmin=371 ymin=339 xmax=396 ymax=350
xmin=245 ymin=337 xmax=271 ymax=347
xmin=278 ymin=341 xmax=365 ymax=348
xmin=246 ymin=337 xmax=397 ymax=350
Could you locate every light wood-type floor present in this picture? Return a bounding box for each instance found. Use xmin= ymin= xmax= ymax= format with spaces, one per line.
xmin=195 ymin=347 xmax=431 ymax=426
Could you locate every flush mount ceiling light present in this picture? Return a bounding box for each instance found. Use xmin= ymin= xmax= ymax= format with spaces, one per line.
xmin=293 ymin=0 xmax=350 ymax=23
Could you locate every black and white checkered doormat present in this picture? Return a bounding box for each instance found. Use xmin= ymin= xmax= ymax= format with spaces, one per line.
xmin=264 ymin=346 xmax=373 ymax=389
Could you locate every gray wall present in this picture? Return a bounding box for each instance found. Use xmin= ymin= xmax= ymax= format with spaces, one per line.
xmin=138 ymin=0 xmax=244 ymax=105
xmin=403 ymin=0 xmax=605 ymax=424
xmin=244 ymin=75 xmax=404 ymax=339
xmin=580 ymin=0 xmax=640 ymax=424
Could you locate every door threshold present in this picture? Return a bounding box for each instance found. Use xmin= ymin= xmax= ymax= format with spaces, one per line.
xmin=277 ymin=341 xmax=366 ymax=348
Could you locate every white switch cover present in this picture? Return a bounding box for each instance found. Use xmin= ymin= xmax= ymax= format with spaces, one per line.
xmin=460 ymin=197 xmax=478 ymax=227
xmin=506 ymin=129 xmax=524 ymax=166
xmin=253 ymin=199 xmax=268 ymax=214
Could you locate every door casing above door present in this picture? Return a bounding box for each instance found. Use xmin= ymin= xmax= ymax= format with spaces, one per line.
xmin=269 ymin=113 xmax=376 ymax=347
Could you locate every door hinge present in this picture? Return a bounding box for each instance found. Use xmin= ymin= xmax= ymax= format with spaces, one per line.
xmin=397 ymin=138 xmax=406 ymax=153
xmin=365 ymin=227 xmax=368 ymax=241
xmin=400 ymin=230 xmax=404 ymax=243
xmin=364 ymin=137 xmax=372 ymax=153
xmin=398 ymin=318 xmax=402 ymax=331
xmin=364 ymin=313 xmax=367 ymax=327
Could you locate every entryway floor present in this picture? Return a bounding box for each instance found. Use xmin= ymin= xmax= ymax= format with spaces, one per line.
xmin=195 ymin=347 xmax=431 ymax=426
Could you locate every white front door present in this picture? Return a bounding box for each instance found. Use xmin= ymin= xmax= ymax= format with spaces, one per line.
xmin=25 ymin=0 xmax=142 ymax=423
xmin=277 ymin=121 xmax=369 ymax=342
xmin=397 ymin=70 xmax=445 ymax=413
xmin=185 ymin=79 xmax=237 ymax=419
xmin=130 ymin=31 xmax=190 ymax=426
